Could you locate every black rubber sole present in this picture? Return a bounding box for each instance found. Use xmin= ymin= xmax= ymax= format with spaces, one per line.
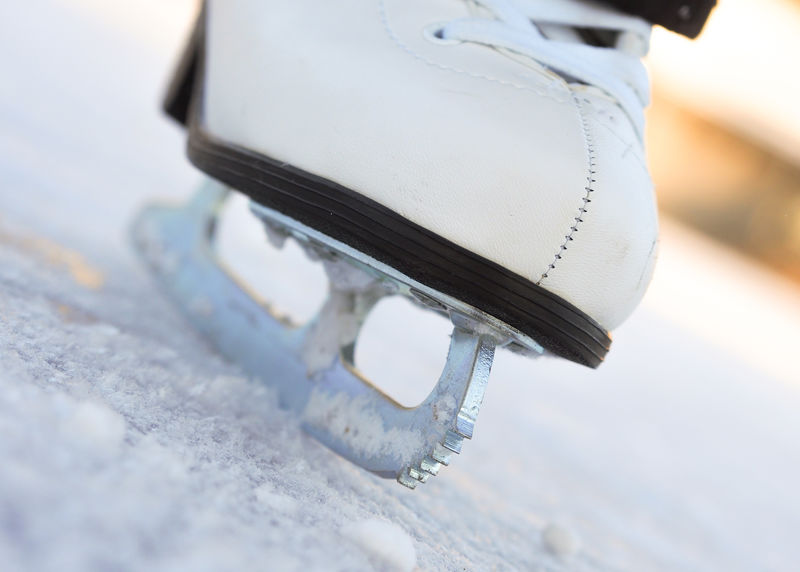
xmin=164 ymin=10 xmax=612 ymax=368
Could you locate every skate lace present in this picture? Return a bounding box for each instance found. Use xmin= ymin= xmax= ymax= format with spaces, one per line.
xmin=436 ymin=0 xmax=651 ymax=132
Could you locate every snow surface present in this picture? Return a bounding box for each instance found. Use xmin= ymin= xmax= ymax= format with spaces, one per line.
xmin=2 ymin=1 xmax=800 ymax=570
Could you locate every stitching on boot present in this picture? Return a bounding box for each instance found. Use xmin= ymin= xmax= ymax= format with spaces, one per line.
xmin=378 ymin=0 xmax=567 ymax=103
xmin=537 ymin=94 xmax=596 ymax=285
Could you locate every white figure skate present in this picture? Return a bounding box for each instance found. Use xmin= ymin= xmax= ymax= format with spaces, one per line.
xmin=133 ymin=0 xmax=658 ymax=488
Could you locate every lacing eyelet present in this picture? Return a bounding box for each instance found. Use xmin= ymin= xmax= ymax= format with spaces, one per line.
xmin=422 ymin=23 xmax=463 ymax=46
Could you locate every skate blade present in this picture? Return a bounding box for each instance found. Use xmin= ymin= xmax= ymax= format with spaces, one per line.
xmin=131 ymin=180 xmax=542 ymax=488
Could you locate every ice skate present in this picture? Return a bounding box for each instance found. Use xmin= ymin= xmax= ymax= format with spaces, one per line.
xmin=133 ymin=0 xmax=658 ymax=488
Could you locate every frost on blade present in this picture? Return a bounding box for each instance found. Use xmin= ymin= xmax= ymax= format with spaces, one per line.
xmin=432 ymin=394 xmax=457 ymax=422
xmin=303 ymin=389 xmax=424 ymax=461
xmin=132 ymin=215 xmax=179 ymax=275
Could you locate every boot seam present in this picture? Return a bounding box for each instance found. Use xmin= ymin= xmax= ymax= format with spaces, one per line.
xmin=537 ymin=93 xmax=596 ymax=285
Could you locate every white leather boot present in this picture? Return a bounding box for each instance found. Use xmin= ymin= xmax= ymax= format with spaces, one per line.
xmin=164 ymin=0 xmax=659 ymax=368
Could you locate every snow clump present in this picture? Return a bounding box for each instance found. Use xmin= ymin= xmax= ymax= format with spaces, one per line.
xmin=342 ymin=518 xmax=417 ymax=572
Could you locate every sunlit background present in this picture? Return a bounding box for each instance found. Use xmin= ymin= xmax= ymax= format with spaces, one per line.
xmin=640 ymin=0 xmax=800 ymax=385
xmin=648 ymin=0 xmax=800 ymax=279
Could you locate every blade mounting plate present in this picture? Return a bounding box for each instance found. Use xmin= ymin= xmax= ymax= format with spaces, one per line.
xmin=131 ymin=180 xmax=542 ymax=488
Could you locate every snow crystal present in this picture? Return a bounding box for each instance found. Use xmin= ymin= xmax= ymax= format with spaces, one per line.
xmin=342 ymin=519 xmax=417 ymax=572
xmin=62 ymin=400 xmax=127 ymax=457
xmin=254 ymin=484 xmax=298 ymax=514
xmin=543 ymin=522 xmax=580 ymax=558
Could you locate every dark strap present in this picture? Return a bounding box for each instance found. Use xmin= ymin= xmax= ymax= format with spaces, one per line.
xmin=603 ymin=0 xmax=717 ymax=38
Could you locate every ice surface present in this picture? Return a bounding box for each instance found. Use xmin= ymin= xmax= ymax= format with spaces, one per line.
xmin=2 ymin=1 xmax=800 ymax=571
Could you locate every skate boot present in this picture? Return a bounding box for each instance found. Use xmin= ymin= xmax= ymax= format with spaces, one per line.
xmin=133 ymin=0 xmax=658 ymax=488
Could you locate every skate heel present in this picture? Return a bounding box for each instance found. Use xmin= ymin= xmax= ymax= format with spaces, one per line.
xmin=163 ymin=5 xmax=204 ymax=126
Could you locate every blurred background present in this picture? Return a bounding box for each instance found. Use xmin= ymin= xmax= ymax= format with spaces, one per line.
xmin=647 ymin=0 xmax=800 ymax=284
xmin=640 ymin=0 xmax=800 ymax=387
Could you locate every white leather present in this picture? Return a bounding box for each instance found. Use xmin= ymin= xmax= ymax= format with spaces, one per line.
xmin=203 ymin=0 xmax=658 ymax=330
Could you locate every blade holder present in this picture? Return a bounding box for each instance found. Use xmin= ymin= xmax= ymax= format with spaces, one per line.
xmin=131 ymin=180 xmax=542 ymax=488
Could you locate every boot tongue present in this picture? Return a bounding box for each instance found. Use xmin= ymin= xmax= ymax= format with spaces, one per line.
xmin=537 ymin=24 xmax=648 ymax=58
xmin=428 ymin=0 xmax=652 ymax=133
xmin=462 ymin=0 xmax=651 ymax=57
xmin=615 ymin=30 xmax=648 ymax=57
xmin=510 ymin=0 xmax=651 ymax=55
